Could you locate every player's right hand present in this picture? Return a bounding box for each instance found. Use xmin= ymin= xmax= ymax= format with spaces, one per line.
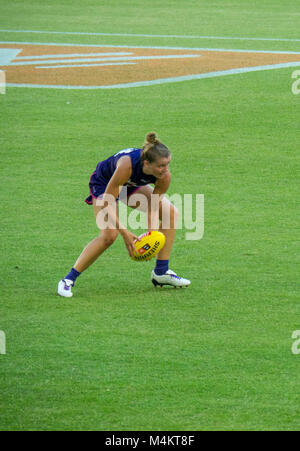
xmin=121 ymin=230 xmax=140 ymax=258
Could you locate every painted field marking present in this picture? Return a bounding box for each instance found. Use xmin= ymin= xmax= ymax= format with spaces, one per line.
xmin=6 ymin=62 xmax=300 ymax=90
xmin=16 ymin=52 xmax=133 ymax=60
xmin=2 ymin=41 xmax=300 ymax=90
xmin=0 ymin=48 xmax=21 ymax=65
xmin=8 ymin=54 xmax=200 ymax=67
xmin=2 ymin=41 xmax=300 ymax=55
xmin=38 ymin=62 xmax=136 ymax=69
xmin=0 ymin=29 xmax=300 ymax=43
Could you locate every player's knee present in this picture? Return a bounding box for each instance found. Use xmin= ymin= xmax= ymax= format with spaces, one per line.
xmin=100 ymin=230 xmax=119 ymax=248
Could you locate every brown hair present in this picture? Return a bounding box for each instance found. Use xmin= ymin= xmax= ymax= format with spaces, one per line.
xmin=141 ymin=132 xmax=170 ymax=163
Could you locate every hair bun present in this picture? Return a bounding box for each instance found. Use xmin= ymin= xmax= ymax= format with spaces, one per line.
xmin=146 ymin=132 xmax=159 ymax=145
xmin=141 ymin=131 xmax=170 ymax=163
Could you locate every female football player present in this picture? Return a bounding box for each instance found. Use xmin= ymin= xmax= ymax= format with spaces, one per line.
xmin=58 ymin=132 xmax=191 ymax=297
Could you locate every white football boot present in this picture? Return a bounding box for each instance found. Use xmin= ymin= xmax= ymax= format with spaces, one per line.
xmin=151 ymin=269 xmax=191 ymax=288
xmin=57 ymin=279 xmax=74 ymax=298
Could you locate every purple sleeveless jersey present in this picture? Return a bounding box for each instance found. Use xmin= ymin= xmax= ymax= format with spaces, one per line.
xmin=85 ymin=148 xmax=157 ymax=205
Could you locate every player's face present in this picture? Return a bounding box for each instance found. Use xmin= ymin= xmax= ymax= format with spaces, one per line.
xmin=144 ymin=157 xmax=171 ymax=178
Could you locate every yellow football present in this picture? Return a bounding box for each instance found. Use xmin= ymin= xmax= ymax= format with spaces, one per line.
xmin=131 ymin=231 xmax=166 ymax=262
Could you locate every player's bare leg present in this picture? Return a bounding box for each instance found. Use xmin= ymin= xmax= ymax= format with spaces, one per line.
xmin=126 ymin=185 xmax=191 ymax=288
xmin=58 ymin=198 xmax=119 ymax=297
xmin=73 ymin=198 xmax=119 ymax=273
xmin=157 ymin=199 xmax=177 ymax=260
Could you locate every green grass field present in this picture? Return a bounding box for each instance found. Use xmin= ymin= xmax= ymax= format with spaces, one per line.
xmin=0 ymin=0 xmax=300 ymax=431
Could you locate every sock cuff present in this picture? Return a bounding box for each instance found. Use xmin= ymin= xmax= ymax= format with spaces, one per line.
xmin=72 ymin=267 xmax=81 ymax=277
xmin=65 ymin=267 xmax=81 ymax=284
xmin=155 ymin=259 xmax=169 ymax=276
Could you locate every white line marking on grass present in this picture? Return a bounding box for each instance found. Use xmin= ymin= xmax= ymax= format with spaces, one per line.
xmin=0 ymin=29 xmax=300 ymax=42
xmin=38 ymin=62 xmax=136 ymax=69
xmin=7 ymin=54 xmax=200 ymax=67
xmin=15 ymin=52 xmax=133 ymax=60
xmin=0 ymin=48 xmax=22 ymax=65
xmin=1 ymin=41 xmax=300 ymax=55
xmin=6 ymin=61 xmax=300 ymax=90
